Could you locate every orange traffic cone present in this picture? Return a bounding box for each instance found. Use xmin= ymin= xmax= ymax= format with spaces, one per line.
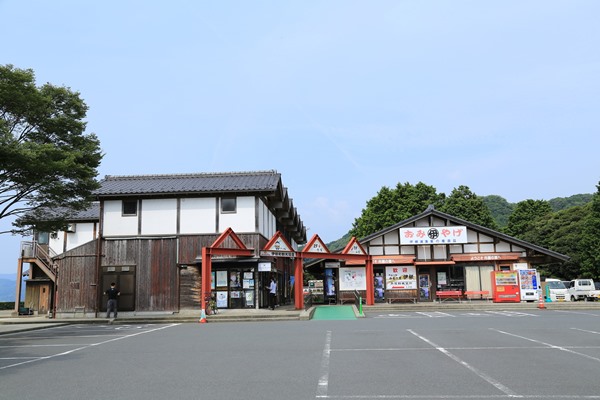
xmin=199 ymin=308 xmax=207 ymax=323
xmin=537 ymin=292 xmax=546 ymax=310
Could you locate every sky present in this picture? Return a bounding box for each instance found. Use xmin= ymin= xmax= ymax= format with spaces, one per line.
xmin=0 ymin=0 xmax=599 ymax=277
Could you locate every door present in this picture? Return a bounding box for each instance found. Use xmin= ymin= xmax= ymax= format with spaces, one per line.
xmin=419 ymin=274 xmax=431 ymax=301
xmin=101 ymin=271 xmax=135 ymax=312
xmin=38 ymin=283 xmax=51 ymax=314
xmin=374 ymin=268 xmax=385 ymax=303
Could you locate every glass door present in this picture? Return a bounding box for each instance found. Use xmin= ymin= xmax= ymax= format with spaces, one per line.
xmin=419 ymin=274 xmax=431 ymax=301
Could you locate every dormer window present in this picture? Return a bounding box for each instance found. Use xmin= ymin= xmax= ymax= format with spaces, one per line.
xmin=123 ymin=199 xmax=138 ymax=216
xmin=221 ymin=197 xmax=237 ymax=213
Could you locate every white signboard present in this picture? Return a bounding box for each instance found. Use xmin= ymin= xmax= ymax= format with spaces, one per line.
xmin=339 ymin=267 xmax=367 ymax=291
xmin=258 ymin=262 xmax=272 ymax=272
xmin=385 ymin=266 xmax=417 ymax=290
xmin=400 ymin=226 xmax=467 ymax=244
xmin=216 ymin=291 xmax=228 ymax=308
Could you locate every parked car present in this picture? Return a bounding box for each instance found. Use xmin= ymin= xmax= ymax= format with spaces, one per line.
xmin=543 ymin=279 xmax=569 ymax=302
xmin=568 ymin=279 xmax=600 ymax=301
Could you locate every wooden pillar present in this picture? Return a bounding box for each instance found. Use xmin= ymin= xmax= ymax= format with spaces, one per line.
xmin=294 ymin=256 xmax=304 ymax=310
xmin=14 ymin=257 xmax=24 ymax=315
xmin=365 ymin=256 xmax=374 ymax=305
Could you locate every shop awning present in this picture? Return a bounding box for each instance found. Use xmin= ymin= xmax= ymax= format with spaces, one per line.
xmin=414 ymin=261 xmax=455 ymax=266
xmin=451 ymin=252 xmax=522 ymax=262
xmin=372 ymin=255 xmax=415 ymax=264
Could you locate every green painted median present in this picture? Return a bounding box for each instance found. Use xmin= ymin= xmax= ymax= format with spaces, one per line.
xmin=312 ymin=305 xmax=357 ymax=320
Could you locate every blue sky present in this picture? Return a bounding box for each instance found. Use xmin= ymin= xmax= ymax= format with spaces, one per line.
xmin=1 ymin=1 xmax=599 ymax=276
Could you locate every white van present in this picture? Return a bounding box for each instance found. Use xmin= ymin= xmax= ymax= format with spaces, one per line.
xmin=543 ymin=279 xmax=569 ymax=302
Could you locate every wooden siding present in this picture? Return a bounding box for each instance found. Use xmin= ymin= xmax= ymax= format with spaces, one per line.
xmin=54 ymin=233 xmax=274 ymax=314
xmin=179 ymin=265 xmax=201 ymax=310
xmin=55 ymin=240 xmax=99 ymax=313
xmin=103 ymin=238 xmax=179 ymax=312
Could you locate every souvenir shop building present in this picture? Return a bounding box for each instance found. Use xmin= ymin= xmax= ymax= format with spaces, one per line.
xmin=306 ymin=206 xmax=569 ymax=305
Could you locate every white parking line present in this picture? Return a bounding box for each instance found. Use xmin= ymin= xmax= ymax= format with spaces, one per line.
xmin=492 ymin=328 xmax=600 ymax=363
xmin=408 ymin=329 xmax=519 ymax=397
xmin=0 ymin=323 xmax=179 ymax=370
xmin=571 ymin=328 xmax=600 ymax=335
xmin=316 ymin=330 xmax=332 ymax=399
xmin=416 ymin=311 xmax=456 ymax=318
xmin=486 ymin=311 xmax=538 ymax=317
xmin=554 ymin=310 xmax=600 ymax=317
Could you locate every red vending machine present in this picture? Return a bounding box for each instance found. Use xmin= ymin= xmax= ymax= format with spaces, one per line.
xmin=491 ymin=270 xmax=521 ymax=303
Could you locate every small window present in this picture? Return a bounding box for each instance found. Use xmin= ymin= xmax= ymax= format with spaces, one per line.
xmin=221 ymin=197 xmax=237 ymax=213
xmin=122 ymin=200 xmax=138 ymax=216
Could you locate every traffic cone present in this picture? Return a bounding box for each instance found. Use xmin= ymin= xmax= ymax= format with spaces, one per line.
xmin=199 ymin=308 xmax=207 ymax=323
xmin=537 ymin=292 xmax=546 ymax=310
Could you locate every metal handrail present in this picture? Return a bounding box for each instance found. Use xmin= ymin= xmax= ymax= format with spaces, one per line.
xmin=20 ymin=241 xmax=59 ymax=277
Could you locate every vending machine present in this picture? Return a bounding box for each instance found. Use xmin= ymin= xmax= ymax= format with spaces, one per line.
xmin=516 ymin=268 xmax=540 ymax=302
xmin=491 ymin=270 xmax=521 ymax=303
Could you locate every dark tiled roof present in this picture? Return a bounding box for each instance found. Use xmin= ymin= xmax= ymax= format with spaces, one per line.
xmin=95 ymin=170 xmax=282 ymax=196
xmin=39 ymin=202 xmax=100 ymax=221
xmin=68 ymin=202 xmax=100 ymax=220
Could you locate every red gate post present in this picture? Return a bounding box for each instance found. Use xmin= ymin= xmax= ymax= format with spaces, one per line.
xmin=365 ymin=257 xmax=374 ymax=305
xmin=294 ymin=256 xmax=304 ymax=310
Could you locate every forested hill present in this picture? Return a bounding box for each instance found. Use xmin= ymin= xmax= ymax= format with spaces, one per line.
xmin=482 ymin=193 xmax=593 ymax=229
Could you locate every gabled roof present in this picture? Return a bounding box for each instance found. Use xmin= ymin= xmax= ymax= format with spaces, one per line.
xmin=360 ymin=205 xmax=569 ymax=262
xmin=95 ymin=170 xmax=282 ymax=196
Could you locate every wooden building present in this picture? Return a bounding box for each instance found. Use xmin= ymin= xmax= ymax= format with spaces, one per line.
xmin=15 ymin=171 xmax=306 ymax=317
xmin=306 ymin=206 xmax=569 ymax=305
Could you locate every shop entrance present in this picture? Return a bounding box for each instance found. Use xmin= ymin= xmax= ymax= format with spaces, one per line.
xmin=374 ymin=267 xmax=385 ymax=303
xmin=419 ymin=274 xmax=431 ymax=301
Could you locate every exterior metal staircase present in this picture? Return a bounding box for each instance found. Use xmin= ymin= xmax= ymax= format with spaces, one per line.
xmin=20 ymin=241 xmax=59 ymax=282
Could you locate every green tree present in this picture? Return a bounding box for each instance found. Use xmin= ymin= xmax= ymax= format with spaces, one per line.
xmin=504 ymin=199 xmax=553 ymax=238
xmin=350 ymin=182 xmax=444 ymax=239
xmin=439 ymin=185 xmax=498 ymax=229
xmin=0 ymin=64 xmax=103 ymax=235
xmin=549 ymin=194 xmax=593 ymax=212
xmin=520 ymin=204 xmax=588 ymax=279
xmin=580 ymin=183 xmax=600 ymax=278
xmin=482 ymin=195 xmax=514 ymax=228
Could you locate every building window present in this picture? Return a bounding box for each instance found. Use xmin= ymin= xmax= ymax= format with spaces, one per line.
xmin=122 ymin=200 xmax=138 ymax=216
xmin=221 ymin=197 xmax=237 ymax=213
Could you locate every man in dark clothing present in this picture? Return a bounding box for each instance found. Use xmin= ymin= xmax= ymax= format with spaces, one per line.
xmin=105 ymin=282 xmax=120 ymax=318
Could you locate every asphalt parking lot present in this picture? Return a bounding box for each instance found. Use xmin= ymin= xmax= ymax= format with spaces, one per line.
xmin=2 ymin=309 xmax=600 ymax=400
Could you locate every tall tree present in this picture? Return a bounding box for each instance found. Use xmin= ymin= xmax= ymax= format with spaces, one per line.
xmin=504 ymin=199 xmax=553 ymax=238
xmin=520 ymin=204 xmax=588 ymax=279
xmin=580 ymin=182 xmax=600 ymax=278
xmin=482 ymin=195 xmax=514 ymax=228
xmin=439 ymin=185 xmax=498 ymax=229
xmin=0 ymin=64 xmax=103 ymax=235
xmin=350 ymin=182 xmax=444 ymax=239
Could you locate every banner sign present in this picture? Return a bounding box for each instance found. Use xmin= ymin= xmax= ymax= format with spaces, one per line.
xmin=385 ymin=266 xmax=417 ymax=290
xmin=400 ymin=226 xmax=467 ymax=244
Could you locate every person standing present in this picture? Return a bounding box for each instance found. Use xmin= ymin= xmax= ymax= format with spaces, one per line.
xmin=268 ymin=277 xmax=277 ymax=310
xmin=105 ymin=282 xmax=120 ymax=318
